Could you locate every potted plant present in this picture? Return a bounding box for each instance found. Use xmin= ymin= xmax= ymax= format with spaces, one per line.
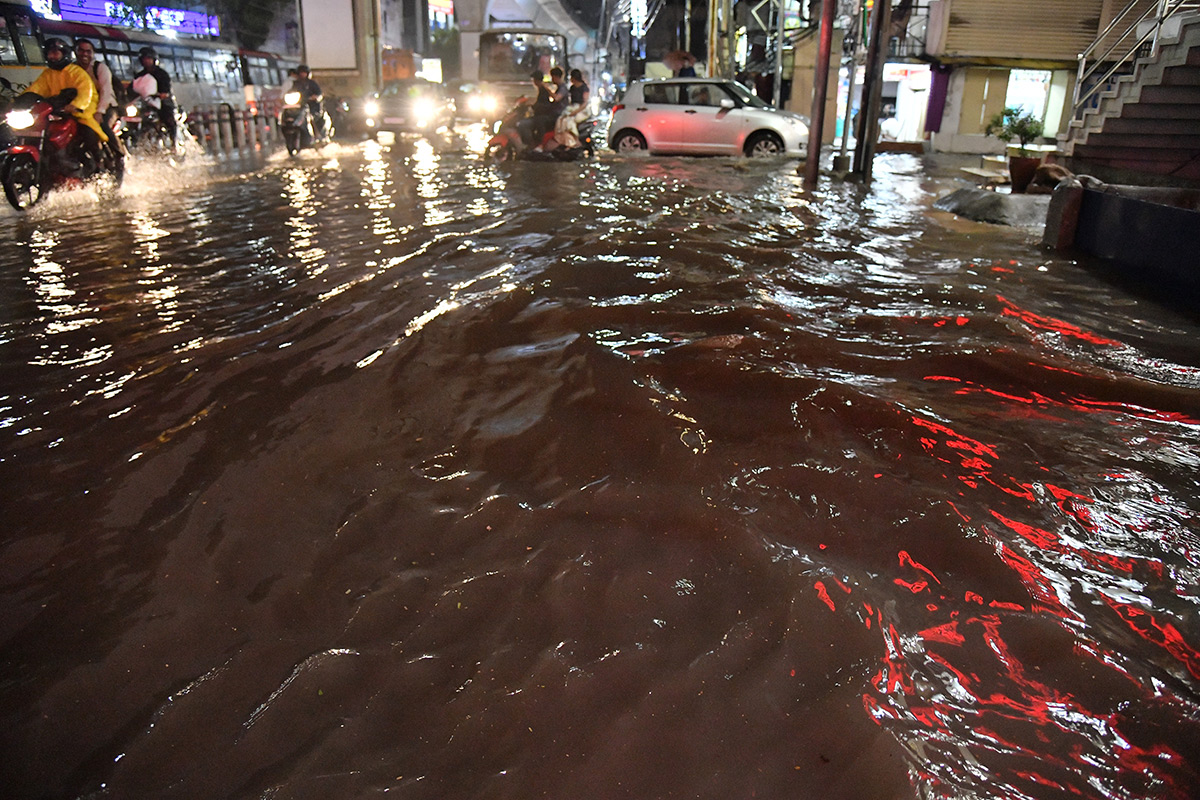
xmin=984 ymin=107 xmax=1045 ymax=194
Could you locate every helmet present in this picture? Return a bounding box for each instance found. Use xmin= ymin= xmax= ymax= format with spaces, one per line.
xmin=139 ymin=46 xmax=157 ymax=62
xmin=44 ymin=38 xmax=72 ymax=70
xmin=297 ymin=64 xmax=310 ymax=73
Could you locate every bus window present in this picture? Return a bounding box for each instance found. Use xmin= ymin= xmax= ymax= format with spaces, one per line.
xmin=176 ymin=52 xmax=196 ymax=81
xmin=215 ymin=51 xmax=240 ymax=91
xmin=0 ymin=16 xmax=18 ymax=65
xmin=195 ymin=55 xmax=215 ymax=82
xmin=12 ymin=11 xmax=44 ymax=65
xmin=479 ymin=31 xmax=566 ymax=82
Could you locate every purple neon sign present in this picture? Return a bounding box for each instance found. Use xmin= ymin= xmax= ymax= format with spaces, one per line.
xmin=53 ymin=0 xmax=220 ymax=37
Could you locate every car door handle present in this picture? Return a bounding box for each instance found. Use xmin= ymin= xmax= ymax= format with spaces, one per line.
xmin=684 ymin=109 xmax=698 ymax=114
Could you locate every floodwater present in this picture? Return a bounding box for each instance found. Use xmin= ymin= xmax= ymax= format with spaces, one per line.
xmin=2 ymin=129 xmax=1199 ymax=800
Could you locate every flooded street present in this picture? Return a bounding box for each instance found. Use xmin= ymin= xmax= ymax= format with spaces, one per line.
xmin=2 ymin=130 xmax=1199 ymax=799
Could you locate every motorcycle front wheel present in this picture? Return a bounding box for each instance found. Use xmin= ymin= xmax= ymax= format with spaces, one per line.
xmin=284 ymin=129 xmax=300 ymax=156
xmin=485 ymin=142 xmax=515 ymax=162
xmin=2 ymin=153 xmax=45 ymax=210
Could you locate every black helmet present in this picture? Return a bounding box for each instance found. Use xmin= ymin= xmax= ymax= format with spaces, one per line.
xmin=44 ymin=37 xmax=72 ymax=70
xmin=297 ymin=64 xmax=310 ymax=73
xmin=139 ymin=46 xmax=157 ymax=62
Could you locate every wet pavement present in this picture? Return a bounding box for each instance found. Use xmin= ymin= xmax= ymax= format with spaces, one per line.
xmin=2 ymin=129 xmax=1199 ymax=799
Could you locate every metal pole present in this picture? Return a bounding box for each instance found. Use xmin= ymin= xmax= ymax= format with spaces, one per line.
xmin=833 ymin=55 xmax=857 ymax=170
xmin=773 ymin=0 xmax=786 ymax=107
xmin=802 ymin=0 xmax=835 ymax=186
xmin=852 ymin=0 xmax=891 ymax=182
xmin=685 ymin=0 xmax=692 ymax=52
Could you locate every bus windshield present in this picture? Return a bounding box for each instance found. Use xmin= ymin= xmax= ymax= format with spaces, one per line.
xmin=479 ymin=30 xmax=566 ymax=82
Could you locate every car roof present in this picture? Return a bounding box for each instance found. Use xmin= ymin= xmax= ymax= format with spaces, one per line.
xmin=634 ymin=77 xmax=730 ymax=84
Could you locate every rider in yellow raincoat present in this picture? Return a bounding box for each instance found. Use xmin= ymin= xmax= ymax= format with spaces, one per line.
xmin=24 ymin=38 xmax=108 ymax=145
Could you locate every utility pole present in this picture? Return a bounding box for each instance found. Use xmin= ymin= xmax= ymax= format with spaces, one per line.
xmin=802 ymin=0 xmax=836 ymax=186
xmin=852 ymin=0 xmax=891 ymax=182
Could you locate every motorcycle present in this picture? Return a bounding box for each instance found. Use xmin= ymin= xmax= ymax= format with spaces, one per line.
xmin=120 ymin=96 xmax=179 ymax=155
xmin=484 ymin=98 xmax=595 ymax=163
xmin=1 ymin=88 xmax=123 ymax=211
xmin=0 ymin=76 xmax=21 ymax=152
xmin=278 ymin=90 xmax=333 ymax=155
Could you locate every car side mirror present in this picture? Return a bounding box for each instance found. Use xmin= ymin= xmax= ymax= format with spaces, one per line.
xmin=720 ymin=98 xmax=735 ymax=109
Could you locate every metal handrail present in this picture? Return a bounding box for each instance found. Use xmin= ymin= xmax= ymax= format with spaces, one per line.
xmin=1072 ymin=0 xmax=1199 ymax=118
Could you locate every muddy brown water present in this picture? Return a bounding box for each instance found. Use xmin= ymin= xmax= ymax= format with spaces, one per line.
xmin=2 ymin=133 xmax=1198 ymax=799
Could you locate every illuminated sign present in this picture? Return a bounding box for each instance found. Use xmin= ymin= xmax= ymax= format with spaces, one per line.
xmin=630 ymin=0 xmax=647 ymax=38
xmin=55 ymin=0 xmax=220 ymax=37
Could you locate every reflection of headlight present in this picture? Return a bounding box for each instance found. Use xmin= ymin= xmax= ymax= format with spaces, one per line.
xmin=364 ymin=100 xmax=379 ymax=117
xmin=6 ymin=109 xmax=35 ymax=129
xmin=284 ymin=91 xmax=302 ymax=105
xmin=125 ymin=104 xmax=138 ymax=117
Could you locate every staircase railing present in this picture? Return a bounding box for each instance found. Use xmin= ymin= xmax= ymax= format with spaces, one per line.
xmin=1071 ymin=0 xmax=1200 ymax=120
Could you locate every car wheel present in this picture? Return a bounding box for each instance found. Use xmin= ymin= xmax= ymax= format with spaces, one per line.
xmin=612 ymin=129 xmax=647 ymax=153
xmin=745 ymin=131 xmax=784 ymax=157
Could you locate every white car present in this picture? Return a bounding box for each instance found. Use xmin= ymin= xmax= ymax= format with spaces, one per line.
xmin=608 ymin=78 xmax=809 ymax=157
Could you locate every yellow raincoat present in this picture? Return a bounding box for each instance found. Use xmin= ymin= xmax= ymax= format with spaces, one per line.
xmin=26 ymin=64 xmax=108 ymax=142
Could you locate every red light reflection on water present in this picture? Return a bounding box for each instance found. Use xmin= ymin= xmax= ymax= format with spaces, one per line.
xmin=997 ymin=295 xmax=1123 ymax=348
xmin=824 ymin=392 xmax=1200 ymax=796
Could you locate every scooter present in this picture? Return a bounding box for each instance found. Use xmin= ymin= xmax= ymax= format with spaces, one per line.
xmin=1 ymin=88 xmax=122 ymax=211
xmin=278 ymin=90 xmax=333 ymax=156
xmin=484 ymin=99 xmax=594 ymax=163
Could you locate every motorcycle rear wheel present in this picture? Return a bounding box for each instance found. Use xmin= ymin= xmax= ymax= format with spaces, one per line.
xmin=2 ymin=153 xmax=45 ymax=210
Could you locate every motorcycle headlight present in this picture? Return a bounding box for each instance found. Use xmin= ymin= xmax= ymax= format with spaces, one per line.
xmin=6 ymin=109 xmax=35 ymax=130
xmin=284 ymin=91 xmax=302 ymax=106
xmin=363 ymin=100 xmax=380 ymax=117
xmin=125 ymin=104 xmax=138 ymax=117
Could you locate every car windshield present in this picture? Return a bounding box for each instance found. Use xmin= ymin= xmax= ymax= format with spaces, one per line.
xmin=724 ymin=81 xmax=773 ymax=109
xmin=381 ymin=81 xmax=439 ymax=98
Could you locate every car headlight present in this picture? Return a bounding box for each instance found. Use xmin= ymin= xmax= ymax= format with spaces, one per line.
xmin=284 ymin=91 xmax=302 ymax=106
xmin=6 ymin=109 xmax=35 ymax=129
xmin=466 ymin=94 xmax=497 ymax=115
xmin=413 ymin=98 xmax=435 ymax=119
xmin=364 ymin=100 xmax=380 ymax=117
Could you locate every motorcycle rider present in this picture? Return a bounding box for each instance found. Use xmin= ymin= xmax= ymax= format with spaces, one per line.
xmin=132 ymin=46 xmax=176 ymax=143
xmin=555 ymin=68 xmax=590 ymax=145
xmin=74 ymin=38 xmax=125 ymax=158
xmin=289 ymin=64 xmax=326 ymax=139
xmin=518 ymin=70 xmax=557 ymax=147
xmin=21 ymin=38 xmax=107 ymax=168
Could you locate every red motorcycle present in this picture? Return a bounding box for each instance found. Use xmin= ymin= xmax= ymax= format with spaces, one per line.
xmin=1 ymin=88 xmax=123 ymax=211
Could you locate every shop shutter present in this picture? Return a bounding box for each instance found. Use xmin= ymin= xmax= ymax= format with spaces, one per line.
xmin=942 ymin=0 xmax=1104 ymax=63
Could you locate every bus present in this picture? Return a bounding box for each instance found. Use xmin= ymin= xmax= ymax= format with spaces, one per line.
xmin=0 ymin=2 xmax=296 ymax=113
xmin=458 ymin=27 xmax=569 ymax=123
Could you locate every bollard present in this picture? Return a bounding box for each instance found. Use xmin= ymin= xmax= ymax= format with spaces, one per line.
xmin=232 ymin=107 xmax=246 ymax=151
xmin=217 ymin=104 xmax=234 ymax=156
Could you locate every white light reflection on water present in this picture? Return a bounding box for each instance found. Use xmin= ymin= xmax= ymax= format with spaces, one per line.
xmin=27 ymin=229 xmax=109 ymax=366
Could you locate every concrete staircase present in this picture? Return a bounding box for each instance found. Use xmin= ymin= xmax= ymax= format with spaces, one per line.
xmin=1062 ymin=13 xmax=1200 ymax=184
